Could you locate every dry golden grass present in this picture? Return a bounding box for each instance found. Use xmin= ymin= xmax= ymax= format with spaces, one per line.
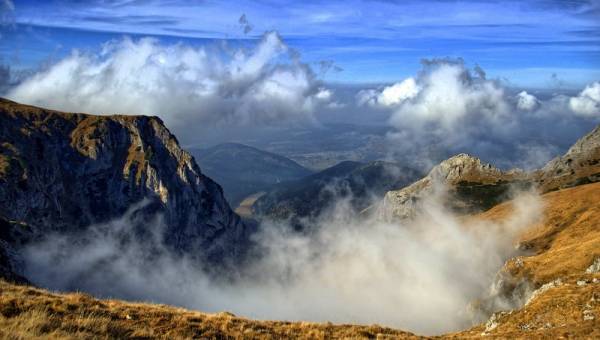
xmin=0 ymin=281 xmax=422 ymax=339
xmin=476 ymin=182 xmax=600 ymax=286
xmin=452 ymin=182 xmax=600 ymax=338
xmin=1 ymin=182 xmax=599 ymax=339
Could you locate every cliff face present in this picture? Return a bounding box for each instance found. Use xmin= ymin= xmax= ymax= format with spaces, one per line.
xmin=0 ymin=98 xmax=250 ymax=274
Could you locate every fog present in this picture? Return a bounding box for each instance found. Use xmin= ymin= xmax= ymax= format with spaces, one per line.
xmin=22 ymin=181 xmax=542 ymax=335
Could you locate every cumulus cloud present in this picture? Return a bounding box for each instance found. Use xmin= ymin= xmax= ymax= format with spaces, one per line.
xmin=7 ymin=32 xmax=333 ymax=140
xmin=516 ymin=91 xmax=539 ymax=111
xmin=569 ymin=82 xmax=600 ymax=117
xmin=357 ymin=77 xmax=420 ymax=107
xmin=359 ymin=60 xmax=510 ymax=134
xmin=355 ymin=60 xmax=600 ymax=170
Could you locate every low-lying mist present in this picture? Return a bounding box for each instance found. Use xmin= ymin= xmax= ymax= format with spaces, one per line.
xmin=22 ymin=183 xmax=542 ymax=335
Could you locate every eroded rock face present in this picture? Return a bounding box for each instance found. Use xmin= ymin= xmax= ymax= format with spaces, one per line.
xmin=537 ymin=125 xmax=600 ymax=192
xmin=0 ymin=98 xmax=251 ymax=272
xmin=379 ymin=154 xmax=529 ymax=221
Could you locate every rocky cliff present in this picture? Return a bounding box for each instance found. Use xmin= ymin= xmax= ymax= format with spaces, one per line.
xmin=0 ymin=98 xmax=251 ymax=279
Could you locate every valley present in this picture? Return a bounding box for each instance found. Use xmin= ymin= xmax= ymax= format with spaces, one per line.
xmin=1 ymin=181 xmax=598 ymax=338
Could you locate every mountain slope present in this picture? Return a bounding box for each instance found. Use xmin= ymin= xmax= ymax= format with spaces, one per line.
xmin=0 ymin=279 xmax=421 ymax=339
xmin=253 ymin=160 xmax=421 ymax=226
xmin=536 ymin=124 xmax=600 ymax=192
xmin=191 ymin=143 xmax=312 ymax=206
xmin=456 ymin=181 xmax=600 ymax=338
xmin=379 ymin=154 xmax=529 ymax=221
xmin=380 ymin=124 xmax=600 ymax=221
xmin=0 ymin=98 xmax=250 ymax=275
xmin=0 ymin=182 xmax=598 ymax=339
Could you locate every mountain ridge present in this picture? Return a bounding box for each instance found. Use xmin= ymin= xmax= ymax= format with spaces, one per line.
xmin=191 ymin=142 xmax=312 ymax=206
xmin=379 ymin=124 xmax=600 ymax=221
xmin=0 ymin=98 xmax=251 ymax=277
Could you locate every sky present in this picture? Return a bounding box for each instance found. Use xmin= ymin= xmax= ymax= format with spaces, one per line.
xmin=1 ymin=0 xmax=599 ymax=169
xmin=2 ymin=0 xmax=600 ymax=88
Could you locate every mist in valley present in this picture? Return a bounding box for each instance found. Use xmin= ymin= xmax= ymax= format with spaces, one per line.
xmin=22 ymin=180 xmax=543 ymax=335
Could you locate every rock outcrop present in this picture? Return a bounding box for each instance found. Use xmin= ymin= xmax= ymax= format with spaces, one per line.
xmin=380 ymin=124 xmax=600 ymax=221
xmin=536 ymin=125 xmax=600 ymax=192
xmin=0 ymin=98 xmax=251 ymax=278
xmin=379 ymin=154 xmax=528 ymax=221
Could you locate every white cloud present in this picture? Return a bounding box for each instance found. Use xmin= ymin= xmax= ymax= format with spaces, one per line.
xmin=7 ymin=32 xmax=333 ymax=136
xmin=384 ymin=61 xmax=510 ymax=137
xmin=315 ymin=87 xmax=333 ymax=101
xmin=569 ymin=82 xmax=600 ymax=117
xmin=357 ymin=78 xmax=420 ymax=107
xmin=516 ymin=91 xmax=539 ymax=111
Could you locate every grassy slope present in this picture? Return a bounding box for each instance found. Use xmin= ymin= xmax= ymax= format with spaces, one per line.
xmin=1 ymin=183 xmax=599 ymax=339
xmin=0 ymin=281 xmax=420 ymax=340
xmin=454 ymin=182 xmax=600 ymax=338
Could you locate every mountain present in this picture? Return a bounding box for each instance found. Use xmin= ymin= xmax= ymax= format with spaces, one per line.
xmin=536 ymin=124 xmax=600 ymax=192
xmin=252 ymin=160 xmax=421 ymax=227
xmin=380 ymin=124 xmax=600 ymax=221
xmin=379 ymin=154 xmax=529 ymax=221
xmin=1 ymin=181 xmax=598 ymax=338
xmin=457 ymin=181 xmax=600 ymax=338
xmin=190 ymin=143 xmax=312 ymax=207
xmin=0 ymin=98 xmax=251 ymax=277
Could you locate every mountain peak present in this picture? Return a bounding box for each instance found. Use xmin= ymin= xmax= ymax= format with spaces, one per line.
xmin=430 ymin=153 xmax=507 ymax=184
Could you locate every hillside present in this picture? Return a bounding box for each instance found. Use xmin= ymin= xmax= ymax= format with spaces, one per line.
xmin=455 ymin=181 xmax=600 ymax=338
xmin=252 ymin=160 xmax=421 ymax=227
xmin=379 ymin=154 xmax=529 ymax=221
xmin=0 ymin=182 xmax=598 ymax=339
xmin=0 ymin=98 xmax=251 ymax=276
xmin=380 ymin=124 xmax=600 ymax=222
xmin=0 ymin=280 xmax=421 ymax=339
xmin=191 ymin=143 xmax=312 ymax=207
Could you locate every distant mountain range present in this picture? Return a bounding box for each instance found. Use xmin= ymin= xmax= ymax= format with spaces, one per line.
xmin=252 ymin=160 xmax=422 ymax=228
xmin=190 ymin=143 xmax=312 ymax=207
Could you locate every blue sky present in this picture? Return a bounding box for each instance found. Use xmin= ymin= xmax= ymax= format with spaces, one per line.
xmin=2 ymin=0 xmax=600 ymax=88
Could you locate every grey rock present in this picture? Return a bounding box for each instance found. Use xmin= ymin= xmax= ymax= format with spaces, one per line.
xmin=0 ymin=98 xmax=251 ymax=278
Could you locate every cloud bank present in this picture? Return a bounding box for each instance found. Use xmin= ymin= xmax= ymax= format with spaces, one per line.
xmin=570 ymin=82 xmax=600 ymax=117
xmin=7 ymin=32 xmax=333 ymax=139
xmin=22 ymin=182 xmax=542 ymax=336
xmin=356 ymin=60 xmax=600 ymax=170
